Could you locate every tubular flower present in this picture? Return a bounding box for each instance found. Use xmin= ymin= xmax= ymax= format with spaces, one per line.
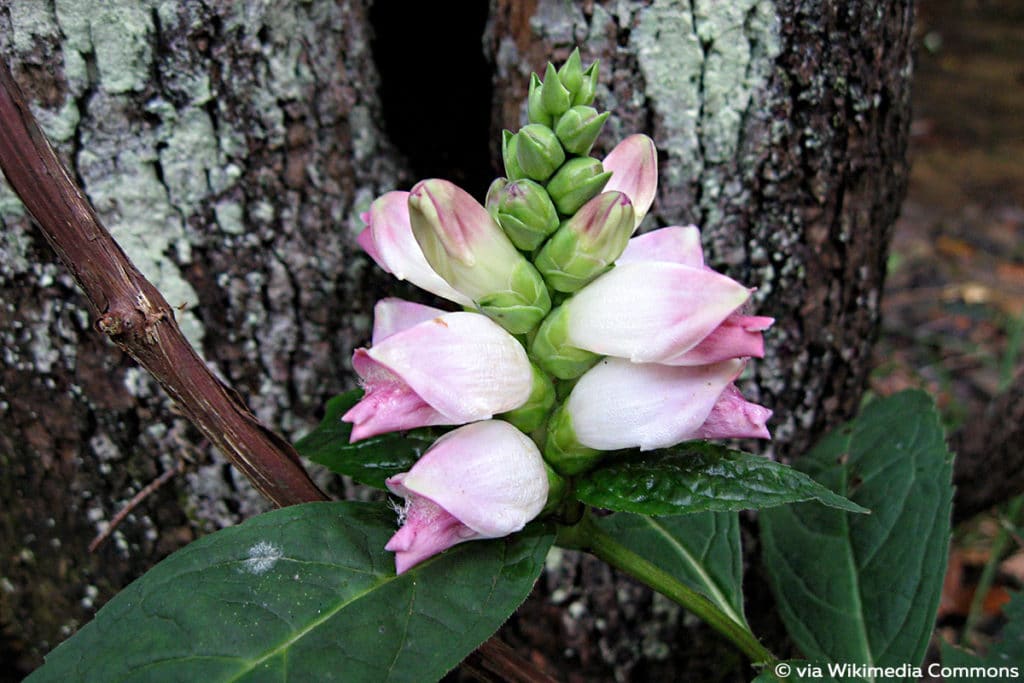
xmin=343 ymin=300 xmax=533 ymax=441
xmin=356 ymin=191 xmax=472 ymax=306
xmin=384 ymin=420 xmax=549 ymax=574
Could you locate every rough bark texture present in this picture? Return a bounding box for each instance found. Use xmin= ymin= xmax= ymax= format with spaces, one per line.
xmin=485 ymin=1 xmax=912 ymax=679
xmin=0 ymin=1 xmax=403 ymax=675
xmin=1 ymin=0 xmax=912 ymax=680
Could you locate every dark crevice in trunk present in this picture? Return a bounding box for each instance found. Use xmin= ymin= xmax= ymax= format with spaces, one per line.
xmin=369 ymin=1 xmax=494 ymax=198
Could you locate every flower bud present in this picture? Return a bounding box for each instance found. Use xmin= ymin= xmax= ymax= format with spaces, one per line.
xmin=554 ymin=105 xmax=610 ymax=156
xmin=499 ymin=363 xmax=556 ymax=433
xmin=384 ymin=420 xmax=549 ymax=574
xmin=486 ymin=177 xmax=560 ymax=251
xmin=545 ymin=157 xmax=612 ymax=216
xmin=603 ymin=134 xmax=658 ymax=230
xmin=502 ymin=130 xmax=527 ymax=181
xmin=557 ymin=48 xmax=585 ymax=96
xmin=528 ymin=304 xmax=600 ymax=379
xmin=541 ymin=62 xmax=572 ymax=117
xmin=527 ymin=73 xmax=551 ymax=127
xmin=534 ymin=191 xmax=634 ymax=292
xmin=515 ymin=124 xmax=566 ymax=183
xmin=543 ymin=402 xmax=603 ymax=476
xmin=572 ymin=61 xmax=600 ymax=106
xmin=408 ymin=179 xmax=551 ymax=333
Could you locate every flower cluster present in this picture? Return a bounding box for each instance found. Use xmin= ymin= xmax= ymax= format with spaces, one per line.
xmin=348 ymin=50 xmax=772 ymax=573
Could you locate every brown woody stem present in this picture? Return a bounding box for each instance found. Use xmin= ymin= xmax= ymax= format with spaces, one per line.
xmin=0 ymin=58 xmax=327 ymax=508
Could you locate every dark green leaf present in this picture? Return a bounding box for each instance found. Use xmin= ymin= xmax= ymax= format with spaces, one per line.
xmin=576 ymin=441 xmax=866 ymax=515
xmin=940 ymin=591 xmax=1024 ymax=681
xmin=595 ymin=511 xmax=747 ymax=627
xmin=294 ymin=390 xmax=441 ymax=489
xmin=760 ymin=390 xmax=954 ymax=681
xmin=29 ymin=502 xmax=553 ymax=683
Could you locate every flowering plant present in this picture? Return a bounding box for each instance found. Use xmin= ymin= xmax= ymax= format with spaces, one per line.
xmin=25 ymin=50 xmax=956 ymax=683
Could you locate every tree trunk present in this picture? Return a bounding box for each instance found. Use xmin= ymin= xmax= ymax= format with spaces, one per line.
xmin=1 ymin=0 xmax=912 ymax=680
xmin=484 ymin=1 xmax=912 ymax=679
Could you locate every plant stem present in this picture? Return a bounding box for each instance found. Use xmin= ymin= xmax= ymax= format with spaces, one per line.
xmin=557 ymin=513 xmax=777 ymax=668
xmin=963 ymin=494 xmax=1024 ymax=646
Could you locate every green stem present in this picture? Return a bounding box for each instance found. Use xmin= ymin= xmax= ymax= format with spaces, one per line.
xmin=557 ymin=513 xmax=777 ymax=668
xmin=963 ymin=495 xmax=1024 ymax=646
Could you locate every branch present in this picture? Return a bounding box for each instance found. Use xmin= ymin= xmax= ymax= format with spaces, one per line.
xmin=952 ymin=367 xmax=1024 ymax=523
xmin=0 ymin=58 xmax=326 ymax=508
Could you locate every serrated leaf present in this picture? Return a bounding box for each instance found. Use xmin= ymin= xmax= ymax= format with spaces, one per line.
xmin=294 ymin=390 xmax=441 ymax=489
xmin=29 ymin=502 xmax=553 ymax=683
xmin=941 ymin=591 xmax=1024 ymax=681
xmin=595 ymin=511 xmax=748 ymax=627
xmin=576 ymin=442 xmax=866 ymax=516
xmin=760 ymin=390 xmax=954 ymax=681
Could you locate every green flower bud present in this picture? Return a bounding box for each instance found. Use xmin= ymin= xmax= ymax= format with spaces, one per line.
xmin=516 ymin=124 xmax=566 ymax=183
xmin=487 ymin=178 xmax=560 ymax=251
xmin=527 ymin=73 xmax=551 ymax=127
xmin=541 ymin=62 xmax=572 ymax=117
xmin=476 ymin=258 xmax=552 ymax=334
xmin=545 ymin=157 xmax=612 ymax=216
xmin=534 ymin=191 xmax=635 ymax=292
xmin=529 ymin=304 xmax=600 ymax=379
xmin=500 ymin=363 xmax=556 ymax=433
xmin=573 ymin=61 xmax=600 ymax=107
xmin=557 ymin=48 xmax=584 ymax=96
xmin=502 ymin=130 xmax=527 ymax=181
xmin=555 ymin=105 xmax=610 ymax=156
xmin=544 ymin=402 xmax=603 ymax=475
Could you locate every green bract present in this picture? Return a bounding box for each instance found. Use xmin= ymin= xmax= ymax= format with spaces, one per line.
xmin=545 ymin=157 xmax=612 ymax=215
xmin=515 ymin=124 xmax=565 ymax=182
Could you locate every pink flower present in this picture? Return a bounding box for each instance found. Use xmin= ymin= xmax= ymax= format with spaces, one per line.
xmin=564 ymin=357 xmax=762 ymax=451
xmin=559 ymin=260 xmax=752 ymax=363
xmin=343 ymin=300 xmax=533 ymax=441
xmin=384 ymin=420 xmax=549 ymax=574
xmin=617 ymin=226 xmax=775 ymax=364
xmin=356 ymin=191 xmax=473 ymax=306
xmin=602 ymin=134 xmax=658 ymax=230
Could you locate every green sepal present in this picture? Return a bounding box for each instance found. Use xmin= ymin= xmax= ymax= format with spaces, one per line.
xmin=541 ymin=62 xmax=572 ymax=117
xmin=502 ymin=130 xmax=527 ymax=181
xmin=554 ymin=106 xmax=609 ymax=156
xmin=573 ymin=61 xmax=600 ymax=106
xmin=557 ymin=48 xmax=585 ymax=95
xmin=527 ymin=73 xmax=551 ymax=127
xmin=476 ymin=259 xmax=552 ymax=334
xmin=544 ymin=402 xmax=603 ymax=475
xmin=545 ymin=157 xmax=611 ymax=215
xmin=516 ymin=124 xmax=565 ymax=183
xmin=541 ymin=462 xmax=570 ymax=515
xmin=529 ymin=304 xmax=600 ymax=378
xmin=500 ymin=363 xmax=557 ymax=433
xmin=488 ymin=177 xmax=560 ymax=251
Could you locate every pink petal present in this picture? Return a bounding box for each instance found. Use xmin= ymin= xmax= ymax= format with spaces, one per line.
xmin=566 ymin=358 xmax=744 ymax=451
xmin=602 ymin=134 xmax=657 ymax=230
xmin=566 ymin=262 xmax=751 ymax=363
xmin=383 ymin=492 xmax=481 ymax=574
xmin=371 ymin=298 xmax=448 ymax=345
xmin=696 ymin=384 xmax=773 ymax=440
xmin=665 ymin=315 xmax=774 ymax=365
xmin=356 ymin=224 xmax=386 ymax=270
xmin=617 ymin=225 xmax=704 ymax=267
xmin=366 ymin=312 xmax=533 ymax=422
xmin=342 ymin=350 xmax=448 ymax=441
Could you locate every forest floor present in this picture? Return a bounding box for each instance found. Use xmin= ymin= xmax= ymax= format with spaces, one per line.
xmin=870 ymin=0 xmax=1024 ymax=653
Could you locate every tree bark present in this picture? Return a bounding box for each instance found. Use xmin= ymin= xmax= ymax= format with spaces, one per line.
xmin=484 ymin=1 xmax=912 ymax=679
xmin=1 ymin=0 xmax=913 ymax=680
